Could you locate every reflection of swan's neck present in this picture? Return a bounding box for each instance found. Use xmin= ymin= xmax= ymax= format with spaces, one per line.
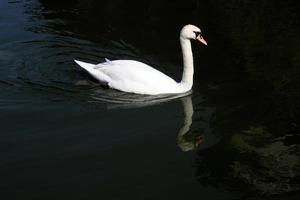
xmin=177 ymin=96 xmax=194 ymax=152
xmin=181 ymin=96 xmax=193 ymax=128
xmin=180 ymin=38 xmax=194 ymax=90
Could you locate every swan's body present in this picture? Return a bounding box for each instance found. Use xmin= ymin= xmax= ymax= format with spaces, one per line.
xmin=75 ymin=59 xmax=188 ymax=95
xmin=75 ymin=24 xmax=207 ymax=95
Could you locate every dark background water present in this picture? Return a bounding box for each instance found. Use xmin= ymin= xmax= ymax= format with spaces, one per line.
xmin=0 ymin=0 xmax=299 ymax=199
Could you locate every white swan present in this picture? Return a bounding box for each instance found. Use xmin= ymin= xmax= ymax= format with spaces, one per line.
xmin=74 ymin=24 xmax=207 ymax=95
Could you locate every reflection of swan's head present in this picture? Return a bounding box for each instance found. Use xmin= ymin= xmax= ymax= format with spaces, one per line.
xmin=180 ymin=24 xmax=207 ymax=45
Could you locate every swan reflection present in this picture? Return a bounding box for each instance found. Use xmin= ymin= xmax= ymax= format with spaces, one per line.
xmin=81 ymin=85 xmax=216 ymax=151
xmin=177 ymin=96 xmax=204 ymax=152
xmin=86 ymin=85 xmax=192 ymax=108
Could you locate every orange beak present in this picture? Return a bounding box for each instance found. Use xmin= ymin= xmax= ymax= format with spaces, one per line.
xmin=196 ymin=35 xmax=207 ymax=46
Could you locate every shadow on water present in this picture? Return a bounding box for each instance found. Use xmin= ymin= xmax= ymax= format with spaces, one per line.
xmin=0 ymin=0 xmax=299 ymax=199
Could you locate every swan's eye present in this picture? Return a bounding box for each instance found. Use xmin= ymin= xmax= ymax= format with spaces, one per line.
xmin=194 ymin=31 xmax=202 ymax=37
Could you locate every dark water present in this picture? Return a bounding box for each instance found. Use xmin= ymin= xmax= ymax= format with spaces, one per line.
xmin=0 ymin=0 xmax=299 ymax=199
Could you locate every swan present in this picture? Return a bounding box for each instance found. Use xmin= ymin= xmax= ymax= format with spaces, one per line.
xmin=74 ymin=24 xmax=207 ymax=95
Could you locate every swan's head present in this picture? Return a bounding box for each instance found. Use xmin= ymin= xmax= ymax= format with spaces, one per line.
xmin=180 ymin=24 xmax=207 ymax=45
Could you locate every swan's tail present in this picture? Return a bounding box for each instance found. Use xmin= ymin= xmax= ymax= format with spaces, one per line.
xmin=74 ymin=60 xmax=95 ymax=72
xmin=74 ymin=60 xmax=109 ymax=83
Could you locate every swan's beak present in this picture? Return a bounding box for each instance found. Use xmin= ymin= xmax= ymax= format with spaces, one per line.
xmin=196 ymin=35 xmax=207 ymax=46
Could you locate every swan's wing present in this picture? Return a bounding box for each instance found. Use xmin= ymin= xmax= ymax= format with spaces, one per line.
xmin=95 ymin=60 xmax=179 ymax=94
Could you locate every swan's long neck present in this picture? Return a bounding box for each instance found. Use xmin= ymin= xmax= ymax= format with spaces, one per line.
xmin=180 ymin=37 xmax=194 ymax=88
